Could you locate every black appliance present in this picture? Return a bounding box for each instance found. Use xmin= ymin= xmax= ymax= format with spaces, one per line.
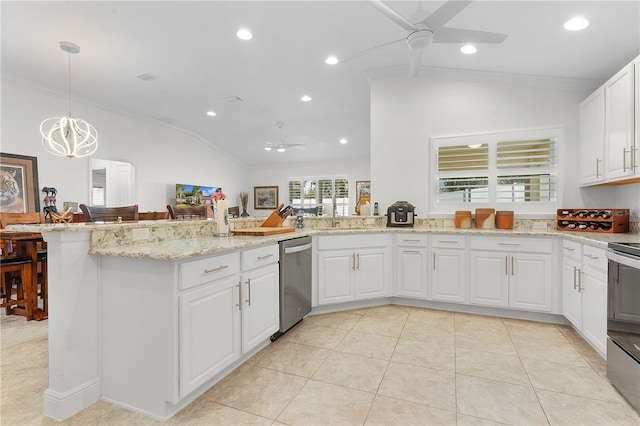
xmin=607 ymin=242 xmax=640 ymax=413
xmin=386 ymin=201 xmax=416 ymax=227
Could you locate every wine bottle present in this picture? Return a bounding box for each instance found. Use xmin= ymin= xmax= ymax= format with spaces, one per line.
xmin=599 ymin=222 xmax=612 ymax=231
xmin=599 ymin=210 xmax=612 ymax=219
xmin=567 ymin=222 xmax=577 ymax=229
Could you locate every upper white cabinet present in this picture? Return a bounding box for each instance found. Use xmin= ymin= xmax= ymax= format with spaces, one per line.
xmin=317 ymin=234 xmax=391 ymax=305
xmin=580 ymin=55 xmax=640 ymax=186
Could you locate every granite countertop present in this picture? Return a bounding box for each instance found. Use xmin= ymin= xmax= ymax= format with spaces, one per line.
xmin=8 ymin=219 xmax=640 ymax=261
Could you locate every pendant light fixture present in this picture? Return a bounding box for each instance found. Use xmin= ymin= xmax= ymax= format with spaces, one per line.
xmin=40 ymin=41 xmax=98 ymax=158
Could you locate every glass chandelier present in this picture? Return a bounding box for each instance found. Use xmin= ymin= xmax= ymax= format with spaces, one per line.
xmin=40 ymin=41 xmax=98 ymax=158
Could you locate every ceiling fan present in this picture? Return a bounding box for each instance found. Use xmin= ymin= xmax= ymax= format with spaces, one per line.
xmin=264 ymin=123 xmax=308 ymax=153
xmin=329 ymin=0 xmax=508 ymax=77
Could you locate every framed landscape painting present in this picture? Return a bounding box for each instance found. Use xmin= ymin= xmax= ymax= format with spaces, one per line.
xmin=0 ymin=152 xmax=40 ymax=213
xmin=254 ymin=186 xmax=278 ymax=209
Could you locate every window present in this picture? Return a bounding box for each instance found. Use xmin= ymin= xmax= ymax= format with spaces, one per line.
xmin=431 ymin=128 xmax=560 ymax=214
xmin=288 ymin=176 xmax=349 ymax=216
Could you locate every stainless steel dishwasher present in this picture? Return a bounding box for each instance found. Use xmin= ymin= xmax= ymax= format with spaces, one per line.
xmin=272 ymin=235 xmax=312 ymax=341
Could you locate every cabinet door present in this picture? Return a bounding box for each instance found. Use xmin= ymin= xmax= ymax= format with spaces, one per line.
xmin=605 ymin=63 xmax=635 ymax=180
xmin=579 ymin=88 xmax=605 ymax=184
xmin=355 ymin=248 xmax=390 ymax=300
xmin=396 ymin=248 xmax=428 ymax=298
xmin=469 ymin=251 xmax=508 ymax=307
xmin=510 ymin=254 xmax=552 ymax=312
xmin=431 ymin=249 xmax=466 ymax=303
xmin=582 ymin=266 xmax=607 ymax=356
xmin=179 ymin=275 xmax=241 ymax=397
xmin=317 ymin=250 xmax=354 ymax=305
xmin=241 ymin=264 xmax=279 ymax=353
xmin=562 ymin=256 xmax=583 ymax=329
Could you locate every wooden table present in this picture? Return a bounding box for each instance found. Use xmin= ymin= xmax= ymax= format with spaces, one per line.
xmin=0 ymin=230 xmax=47 ymax=320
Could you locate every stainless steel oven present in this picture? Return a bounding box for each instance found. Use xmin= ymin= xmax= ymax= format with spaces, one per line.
xmin=607 ymin=242 xmax=640 ymax=412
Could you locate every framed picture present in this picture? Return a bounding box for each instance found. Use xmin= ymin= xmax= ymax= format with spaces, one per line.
xmin=254 ymin=186 xmax=278 ymax=210
xmin=0 ymin=152 xmax=40 ymax=213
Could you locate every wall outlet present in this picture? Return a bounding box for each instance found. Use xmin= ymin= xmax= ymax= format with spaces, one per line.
xmin=131 ymin=227 xmax=150 ymax=242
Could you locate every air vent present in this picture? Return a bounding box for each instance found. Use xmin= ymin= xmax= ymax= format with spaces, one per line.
xmin=222 ymin=96 xmax=245 ymax=104
xmin=137 ymin=73 xmax=156 ymax=81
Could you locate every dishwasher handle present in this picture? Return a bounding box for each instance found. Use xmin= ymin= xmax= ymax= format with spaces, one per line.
xmin=284 ymin=242 xmax=312 ymax=254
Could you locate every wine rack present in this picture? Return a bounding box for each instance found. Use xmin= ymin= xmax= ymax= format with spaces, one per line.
xmin=556 ymin=209 xmax=629 ymax=233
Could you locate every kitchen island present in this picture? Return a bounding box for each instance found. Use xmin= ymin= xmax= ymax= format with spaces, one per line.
xmin=8 ymin=217 xmax=640 ymax=421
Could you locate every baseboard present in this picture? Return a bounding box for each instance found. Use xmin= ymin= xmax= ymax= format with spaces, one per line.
xmin=43 ymin=378 xmax=101 ymax=421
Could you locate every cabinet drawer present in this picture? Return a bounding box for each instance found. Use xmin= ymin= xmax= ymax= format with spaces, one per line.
xmin=396 ymin=233 xmax=428 ymax=247
xmin=180 ymin=252 xmax=240 ymax=291
xmin=317 ymin=234 xmax=389 ymax=250
xmin=469 ymin=236 xmax=551 ymax=253
xmin=583 ymin=245 xmax=607 ymax=271
xmin=242 ymin=244 xmax=279 ymax=271
xmin=431 ymin=234 xmax=466 ymax=249
xmin=562 ymin=239 xmax=583 ymax=260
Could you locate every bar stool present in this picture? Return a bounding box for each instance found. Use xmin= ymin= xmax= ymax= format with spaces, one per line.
xmin=1 ymin=257 xmax=34 ymax=319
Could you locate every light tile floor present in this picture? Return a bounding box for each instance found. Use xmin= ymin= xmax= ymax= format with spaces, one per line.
xmin=2 ymin=305 xmax=640 ymax=425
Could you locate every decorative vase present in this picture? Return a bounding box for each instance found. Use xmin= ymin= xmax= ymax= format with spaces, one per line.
xmin=240 ymin=191 xmax=249 ymax=217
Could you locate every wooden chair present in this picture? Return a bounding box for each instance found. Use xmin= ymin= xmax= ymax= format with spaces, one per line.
xmin=0 ymin=257 xmax=33 ymax=319
xmin=228 ymin=206 xmax=240 ymax=218
xmin=167 ymin=204 xmax=210 ymax=220
xmin=79 ymin=204 xmax=139 ymax=222
xmin=0 ymin=212 xmax=47 ymax=319
xmin=139 ymin=211 xmax=170 ymax=220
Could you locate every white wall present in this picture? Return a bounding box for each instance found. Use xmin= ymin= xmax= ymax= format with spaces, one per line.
xmin=246 ymin=161 xmax=370 ymax=217
xmin=370 ymin=76 xmax=639 ymax=219
xmin=1 ymin=80 xmax=247 ymax=212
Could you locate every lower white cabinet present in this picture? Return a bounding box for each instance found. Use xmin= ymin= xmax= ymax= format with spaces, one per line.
xmin=240 ymin=262 xmax=279 ymax=353
xmin=317 ymin=234 xmax=391 ymax=305
xmin=179 ymin=275 xmax=241 ymax=396
xmin=395 ymin=234 xmax=429 ymax=299
xmin=430 ymin=235 xmax=467 ymax=303
xmin=563 ymin=239 xmax=608 ymax=356
xmin=469 ymin=237 xmax=552 ymax=312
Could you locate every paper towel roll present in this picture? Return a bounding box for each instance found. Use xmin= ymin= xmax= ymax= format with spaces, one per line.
xmin=360 ymin=202 xmax=371 ymax=216
xmin=215 ymin=199 xmax=229 ymax=234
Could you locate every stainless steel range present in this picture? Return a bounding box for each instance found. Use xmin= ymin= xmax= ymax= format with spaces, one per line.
xmin=607 ymin=242 xmax=640 ymax=412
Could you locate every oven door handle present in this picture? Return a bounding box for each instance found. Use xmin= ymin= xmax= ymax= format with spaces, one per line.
xmin=607 ymin=250 xmax=640 ymax=269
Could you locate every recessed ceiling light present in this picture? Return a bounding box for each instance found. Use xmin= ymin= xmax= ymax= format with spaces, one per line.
xmin=325 ymin=55 xmax=339 ymax=65
xmin=564 ymin=17 xmax=589 ymax=31
xmin=277 ymin=147 xmax=286 ymax=153
xmin=301 ymin=95 xmax=312 ymax=102
xmin=206 ymin=111 xmax=217 ymax=117
xmin=460 ymin=45 xmax=477 ymax=54
xmin=339 ymin=138 xmax=348 ymax=144
xmin=236 ymin=28 xmax=253 ymax=40
xmin=264 ymin=147 xmax=272 ymax=151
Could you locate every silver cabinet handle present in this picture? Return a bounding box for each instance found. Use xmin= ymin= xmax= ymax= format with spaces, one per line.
xmin=577 ymin=270 xmax=584 ymax=293
xmin=584 ymin=254 xmax=599 ymax=260
xmin=563 ymin=246 xmax=574 ymax=251
xmin=352 ymin=253 xmax=356 ymax=271
xmin=596 ymin=158 xmax=602 ymax=178
xmin=499 ymin=243 xmax=521 ymax=246
xmin=438 ymin=240 xmax=458 ymax=244
xmin=257 ymin=253 xmax=274 ymax=260
xmin=623 ymin=147 xmax=629 ymax=172
xmin=402 ymin=239 xmax=421 ymax=243
xmin=511 ymin=256 xmax=514 ymax=276
xmin=205 ymin=265 xmax=228 ymax=273
xmin=633 ymin=147 xmax=638 ymax=171
xmin=236 ymin=282 xmax=242 ymax=311
xmin=505 ymin=256 xmax=509 ymax=275
xmin=402 ymin=250 xmax=420 ymax=254
xmin=245 ymin=279 xmax=251 ymax=306
xmin=573 ymin=266 xmax=578 ymax=289
xmin=356 ymin=253 xmax=360 ymax=271
xmin=432 ymin=252 xmax=436 ymax=270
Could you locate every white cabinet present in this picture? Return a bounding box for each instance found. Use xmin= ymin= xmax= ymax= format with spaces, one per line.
xmin=580 ymin=55 xmax=640 ymax=185
xmin=605 ymin=63 xmax=636 ymax=180
xmin=395 ymin=234 xmax=429 ymax=299
xmin=430 ymin=235 xmax=466 ymax=303
xmin=579 ymin=87 xmax=605 ymax=185
xmin=470 ymin=237 xmax=552 ymax=312
xmin=562 ymin=239 xmax=608 ymax=357
xmin=317 ymin=234 xmax=391 ymax=305
xmin=179 ymin=275 xmax=241 ymax=396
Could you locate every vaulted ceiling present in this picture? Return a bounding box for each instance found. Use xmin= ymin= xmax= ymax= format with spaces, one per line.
xmin=2 ymin=1 xmax=639 ymax=167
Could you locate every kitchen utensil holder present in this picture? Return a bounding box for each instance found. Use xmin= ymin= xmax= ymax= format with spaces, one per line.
xmin=556 ymin=208 xmax=629 ymax=233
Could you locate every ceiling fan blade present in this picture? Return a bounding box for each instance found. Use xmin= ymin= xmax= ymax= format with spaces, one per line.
xmin=365 ymin=0 xmax=416 ymax=31
xmin=433 ymin=27 xmax=508 ymax=44
xmin=338 ymin=37 xmax=405 ymax=63
xmin=408 ymin=48 xmax=424 ymax=77
xmin=422 ymin=0 xmax=472 ymax=31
